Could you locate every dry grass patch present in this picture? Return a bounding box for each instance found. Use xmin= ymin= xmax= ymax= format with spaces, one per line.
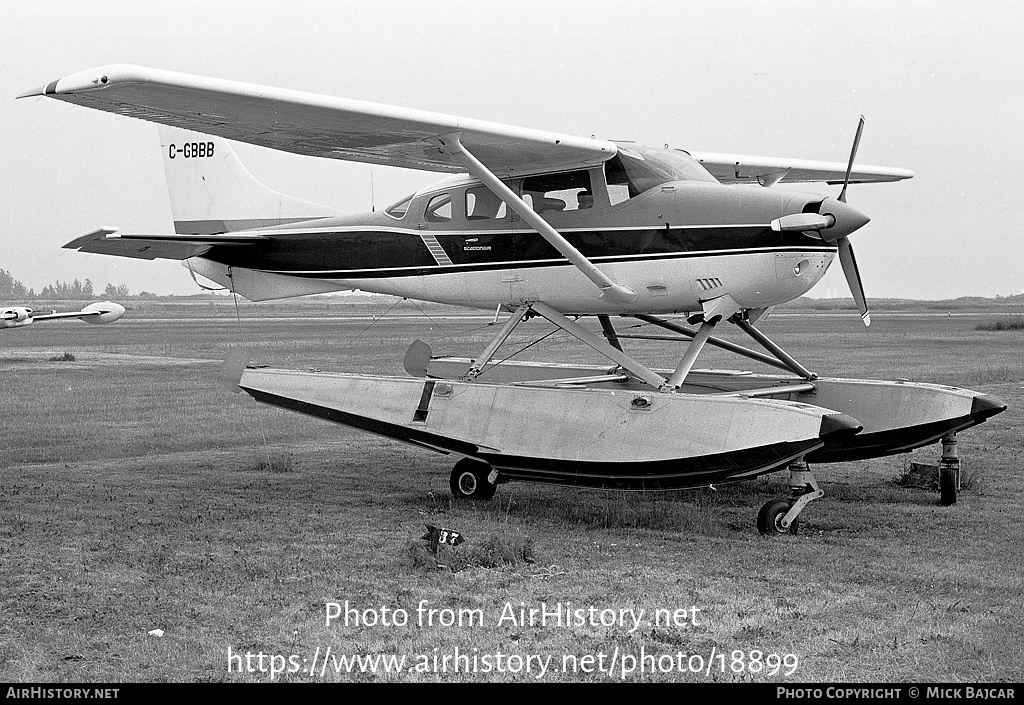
xmin=974 ymin=316 xmax=1024 ymax=331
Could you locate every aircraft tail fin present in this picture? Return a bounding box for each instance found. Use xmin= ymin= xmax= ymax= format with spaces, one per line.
xmin=158 ymin=125 xmax=344 ymax=234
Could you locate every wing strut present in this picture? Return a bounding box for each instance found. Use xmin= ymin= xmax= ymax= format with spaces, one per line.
xmin=435 ymin=133 xmax=638 ymax=305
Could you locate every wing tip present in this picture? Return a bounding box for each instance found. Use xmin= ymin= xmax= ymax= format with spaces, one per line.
xmin=20 ymin=65 xmax=152 ymax=99
xmin=64 ymin=227 xmax=119 ymax=249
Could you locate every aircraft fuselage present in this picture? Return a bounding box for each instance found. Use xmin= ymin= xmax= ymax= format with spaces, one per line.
xmin=189 ymin=151 xmax=841 ymax=315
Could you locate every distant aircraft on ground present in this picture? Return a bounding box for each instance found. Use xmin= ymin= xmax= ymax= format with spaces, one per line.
xmin=21 ymin=65 xmax=1005 ymax=534
xmin=1 ymin=301 xmax=125 ymax=330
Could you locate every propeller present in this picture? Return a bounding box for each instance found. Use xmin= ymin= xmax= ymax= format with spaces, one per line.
xmin=836 ymin=117 xmax=869 ymax=325
xmin=838 ymin=116 xmax=865 ymax=205
xmin=775 ymin=118 xmax=872 ymax=325
xmin=837 ymin=236 xmax=868 ymax=326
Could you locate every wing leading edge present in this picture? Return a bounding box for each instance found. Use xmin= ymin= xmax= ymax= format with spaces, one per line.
xmin=20 ymin=64 xmax=616 ymax=178
xmin=22 ymin=65 xmax=912 ymax=186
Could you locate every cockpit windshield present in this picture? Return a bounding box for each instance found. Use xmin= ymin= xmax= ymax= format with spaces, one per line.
xmin=606 ymin=144 xmax=716 ymax=202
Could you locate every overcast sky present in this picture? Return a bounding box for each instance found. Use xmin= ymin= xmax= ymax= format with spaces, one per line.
xmin=2 ymin=0 xmax=1022 ymax=299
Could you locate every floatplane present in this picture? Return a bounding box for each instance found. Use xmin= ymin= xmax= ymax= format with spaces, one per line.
xmin=21 ymin=65 xmax=1005 ymax=534
xmin=1 ymin=301 xmax=124 ymax=330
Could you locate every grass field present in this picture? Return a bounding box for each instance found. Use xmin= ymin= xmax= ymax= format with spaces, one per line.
xmin=1 ymin=297 xmax=1022 ymax=682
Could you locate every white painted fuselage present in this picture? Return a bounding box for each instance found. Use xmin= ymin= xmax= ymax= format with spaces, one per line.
xmin=187 ymin=173 xmax=840 ymax=316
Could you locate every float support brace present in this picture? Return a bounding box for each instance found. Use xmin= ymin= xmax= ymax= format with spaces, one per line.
xmin=530 ymin=302 xmax=667 ymax=389
xmin=731 ymin=317 xmax=816 ymax=380
xmin=467 ymin=304 xmax=531 ymax=379
xmin=667 ymin=318 xmax=718 ymax=387
xmin=598 ymin=315 xmax=624 ymax=352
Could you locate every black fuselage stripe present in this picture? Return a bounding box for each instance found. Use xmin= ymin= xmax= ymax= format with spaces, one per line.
xmin=205 ymin=225 xmax=832 ymax=277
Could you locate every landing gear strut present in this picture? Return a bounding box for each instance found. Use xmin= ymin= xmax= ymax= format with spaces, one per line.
xmin=449 ymin=458 xmax=497 ymax=500
xmin=757 ymin=460 xmax=824 ymax=536
xmin=939 ymin=434 xmax=959 ymax=506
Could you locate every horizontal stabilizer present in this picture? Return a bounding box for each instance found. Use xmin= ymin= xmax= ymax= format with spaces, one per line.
xmin=64 ymin=227 xmax=264 ymax=261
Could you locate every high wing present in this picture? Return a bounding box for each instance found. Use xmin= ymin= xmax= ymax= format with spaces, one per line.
xmin=688 ymin=151 xmax=914 ymax=186
xmin=64 ymin=227 xmax=267 ymax=260
xmin=20 ymin=64 xmax=615 ymax=177
xmin=21 ymin=64 xmax=911 ymax=186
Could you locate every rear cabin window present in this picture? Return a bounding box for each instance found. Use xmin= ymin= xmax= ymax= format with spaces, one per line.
xmin=425 ymin=193 xmax=452 ymax=222
xmin=522 ymin=170 xmax=594 ymax=213
xmin=465 ymin=186 xmax=507 ymax=220
xmin=384 ymin=193 xmax=414 ymax=219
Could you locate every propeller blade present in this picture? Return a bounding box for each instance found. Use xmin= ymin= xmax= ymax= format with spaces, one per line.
xmin=839 ymin=115 xmax=866 ymax=203
xmin=838 ymin=236 xmax=870 ymax=326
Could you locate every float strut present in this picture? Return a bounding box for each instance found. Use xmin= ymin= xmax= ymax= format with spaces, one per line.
xmin=467 ymin=304 xmax=530 ymax=378
xmin=667 ymin=318 xmax=718 ymax=387
xmin=939 ymin=434 xmax=960 ymax=505
xmin=598 ymin=315 xmax=624 ymax=352
xmin=634 ymin=314 xmax=795 ymax=374
xmin=731 ymin=317 xmax=816 ymax=380
xmin=530 ymin=302 xmax=668 ymax=389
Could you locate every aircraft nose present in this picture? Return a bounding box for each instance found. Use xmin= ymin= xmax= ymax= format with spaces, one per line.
xmin=816 ymin=197 xmax=871 ymax=242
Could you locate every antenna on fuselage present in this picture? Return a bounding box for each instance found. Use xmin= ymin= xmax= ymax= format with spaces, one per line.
xmin=370 ymin=169 xmax=376 ymax=212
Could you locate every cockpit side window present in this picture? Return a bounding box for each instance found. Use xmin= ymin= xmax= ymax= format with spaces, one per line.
xmin=425 ymin=193 xmax=452 ymax=222
xmin=466 ymin=186 xmax=508 ymax=220
xmin=522 ymin=170 xmax=593 ymax=213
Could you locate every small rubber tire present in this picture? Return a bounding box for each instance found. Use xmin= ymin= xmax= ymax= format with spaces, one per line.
xmin=449 ymin=459 xmax=496 ymax=500
xmin=939 ymin=465 xmax=957 ymax=506
xmin=757 ymin=499 xmax=799 ymax=535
